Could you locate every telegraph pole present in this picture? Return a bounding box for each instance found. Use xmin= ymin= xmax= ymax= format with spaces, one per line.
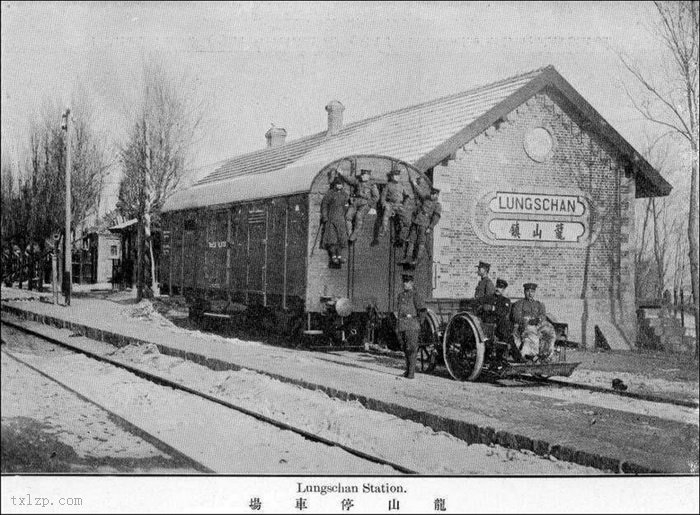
xmin=62 ymin=108 xmax=72 ymax=306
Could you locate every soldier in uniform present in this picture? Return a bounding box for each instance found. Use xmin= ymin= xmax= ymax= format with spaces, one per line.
xmin=340 ymin=169 xmax=379 ymax=242
xmin=379 ymin=168 xmax=412 ymax=243
xmin=474 ymin=261 xmax=496 ymax=299
xmin=320 ymin=177 xmax=349 ymax=266
xmin=402 ymin=187 xmax=442 ymax=264
xmin=477 ymin=278 xmax=512 ymax=341
xmin=396 ymin=269 xmax=427 ymax=379
xmin=510 ymin=283 xmax=556 ymax=361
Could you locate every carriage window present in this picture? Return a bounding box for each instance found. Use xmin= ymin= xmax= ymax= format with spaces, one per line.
xmin=110 ymin=245 xmax=118 ymax=257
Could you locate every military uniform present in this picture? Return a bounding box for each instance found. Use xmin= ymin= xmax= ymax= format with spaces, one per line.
xmin=474 ymin=275 xmax=496 ymax=299
xmin=321 ymin=180 xmax=349 ymax=264
xmin=341 ymin=171 xmax=379 ymax=241
xmin=510 ymin=283 xmax=555 ymax=359
xmin=380 ymin=172 xmax=412 ymax=242
xmin=396 ymin=274 xmax=426 ymax=379
xmin=478 ymin=292 xmax=512 ymax=341
xmin=403 ymin=188 xmax=442 ymax=264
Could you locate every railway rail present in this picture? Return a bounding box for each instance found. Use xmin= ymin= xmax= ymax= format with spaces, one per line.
xmin=490 ymin=373 xmax=699 ymax=408
xmin=1 ymin=319 xmax=417 ymax=475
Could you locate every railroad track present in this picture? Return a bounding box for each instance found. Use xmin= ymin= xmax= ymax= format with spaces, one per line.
xmin=1 ymin=319 xmax=417 ymax=475
xmin=517 ymin=375 xmax=699 ymax=409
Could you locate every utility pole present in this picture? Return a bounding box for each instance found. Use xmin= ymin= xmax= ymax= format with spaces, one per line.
xmin=62 ymin=108 xmax=72 ymax=306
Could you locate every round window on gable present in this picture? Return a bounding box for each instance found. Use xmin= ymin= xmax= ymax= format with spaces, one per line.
xmin=523 ymin=127 xmax=554 ymax=163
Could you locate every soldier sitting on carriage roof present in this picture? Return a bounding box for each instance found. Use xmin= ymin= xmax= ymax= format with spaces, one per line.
xmin=510 ymin=283 xmax=555 ymax=361
xmin=338 ymin=168 xmax=379 ymax=242
xmin=379 ymin=168 xmax=413 ymax=244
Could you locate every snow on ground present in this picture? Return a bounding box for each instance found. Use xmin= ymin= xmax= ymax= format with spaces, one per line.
xmin=3 ymin=336 xmax=395 ymax=474
xmin=1 ymin=351 xmax=193 ymax=473
xmin=106 ymin=342 xmax=607 ymax=475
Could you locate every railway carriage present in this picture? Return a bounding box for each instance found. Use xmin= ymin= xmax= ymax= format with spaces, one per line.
xmin=161 ymin=154 xmax=435 ymax=343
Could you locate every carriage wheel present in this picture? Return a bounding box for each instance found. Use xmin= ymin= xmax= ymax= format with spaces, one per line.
xmin=442 ymin=312 xmax=485 ymax=381
xmin=418 ymin=309 xmax=440 ymax=373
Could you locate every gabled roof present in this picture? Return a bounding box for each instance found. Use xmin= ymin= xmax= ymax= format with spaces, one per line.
xmin=163 ymin=66 xmax=670 ymax=213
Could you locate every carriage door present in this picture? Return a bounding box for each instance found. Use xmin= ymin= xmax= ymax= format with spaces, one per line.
xmin=182 ymin=216 xmax=199 ymax=294
xmin=246 ymin=204 xmax=268 ymax=306
xmin=346 ymin=158 xmax=398 ymax=313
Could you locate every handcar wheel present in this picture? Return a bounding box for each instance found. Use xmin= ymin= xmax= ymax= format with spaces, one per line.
xmin=442 ymin=312 xmax=485 ymax=381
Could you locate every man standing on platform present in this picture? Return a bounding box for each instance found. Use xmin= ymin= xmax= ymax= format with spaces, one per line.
xmin=396 ymin=269 xmax=427 ymax=379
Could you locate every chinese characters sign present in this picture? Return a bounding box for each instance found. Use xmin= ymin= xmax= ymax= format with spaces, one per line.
xmin=488 ymin=220 xmax=585 ymax=242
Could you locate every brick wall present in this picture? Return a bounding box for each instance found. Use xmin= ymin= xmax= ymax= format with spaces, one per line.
xmin=432 ymin=90 xmax=636 ymax=347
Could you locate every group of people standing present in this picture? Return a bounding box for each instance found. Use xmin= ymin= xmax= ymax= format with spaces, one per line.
xmin=394 ymin=261 xmax=556 ymax=381
xmin=320 ymin=166 xmax=441 ymax=266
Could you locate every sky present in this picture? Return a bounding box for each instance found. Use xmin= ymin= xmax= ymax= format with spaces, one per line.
xmin=0 ymin=1 xmax=678 ymax=214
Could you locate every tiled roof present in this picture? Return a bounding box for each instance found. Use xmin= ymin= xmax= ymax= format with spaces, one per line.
xmin=195 ymin=67 xmax=542 ymax=187
xmin=163 ymin=65 xmax=670 ymax=212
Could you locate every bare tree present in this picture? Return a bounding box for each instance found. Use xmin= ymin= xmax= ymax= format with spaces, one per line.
xmin=0 ymin=99 xmax=109 ymax=289
xmin=118 ymin=57 xmax=206 ymax=299
xmin=620 ymin=1 xmax=699 ymax=356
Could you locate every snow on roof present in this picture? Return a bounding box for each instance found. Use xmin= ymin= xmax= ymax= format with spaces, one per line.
xmin=163 ymin=66 xmax=670 ymax=213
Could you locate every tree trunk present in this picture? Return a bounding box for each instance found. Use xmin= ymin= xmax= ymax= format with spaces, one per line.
xmin=143 ymin=211 xmax=158 ymax=298
xmin=688 ymin=158 xmax=699 ymax=358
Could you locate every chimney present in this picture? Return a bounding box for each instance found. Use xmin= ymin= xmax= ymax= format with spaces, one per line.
xmin=325 ymin=100 xmax=345 ymax=136
xmin=265 ymin=125 xmax=287 ymax=147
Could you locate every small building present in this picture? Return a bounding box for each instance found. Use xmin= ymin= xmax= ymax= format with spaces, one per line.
xmin=161 ymin=66 xmax=671 ymax=349
xmin=74 ymin=230 xmax=121 ymax=284
xmin=108 ymin=218 xmax=137 ymax=288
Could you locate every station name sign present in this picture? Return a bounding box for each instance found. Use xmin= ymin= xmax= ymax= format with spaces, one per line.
xmin=489 ymin=192 xmax=585 ymax=216
xmin=483 ymin=191 xmax=590 ymax=244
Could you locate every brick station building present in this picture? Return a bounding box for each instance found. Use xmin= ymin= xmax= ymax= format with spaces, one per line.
xmin=165 ymin=66 xmax=671 ymax=349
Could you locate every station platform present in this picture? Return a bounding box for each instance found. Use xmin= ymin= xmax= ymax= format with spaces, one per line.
xmin=1 ymin=289 xmax=698 ymax=473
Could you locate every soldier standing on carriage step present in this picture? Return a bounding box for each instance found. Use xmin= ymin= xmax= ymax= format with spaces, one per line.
xmin=474 ymin=261 xmax=496 ymax=299
xmin=339 ymin=169 xmax=379 ymax=242
xmin=396 ymin=270 xmax=427 ymax=379
xmin=379 ymin=168 xmax=412 ymax=243
xmin=320 ymin=177 xmax=349 ymax=266
xmin=403 ymin=186 xmax=441 ymax=264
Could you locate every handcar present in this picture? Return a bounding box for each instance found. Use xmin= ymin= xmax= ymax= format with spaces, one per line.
xmin=415 ymin=307 xmax=581 ymax=381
